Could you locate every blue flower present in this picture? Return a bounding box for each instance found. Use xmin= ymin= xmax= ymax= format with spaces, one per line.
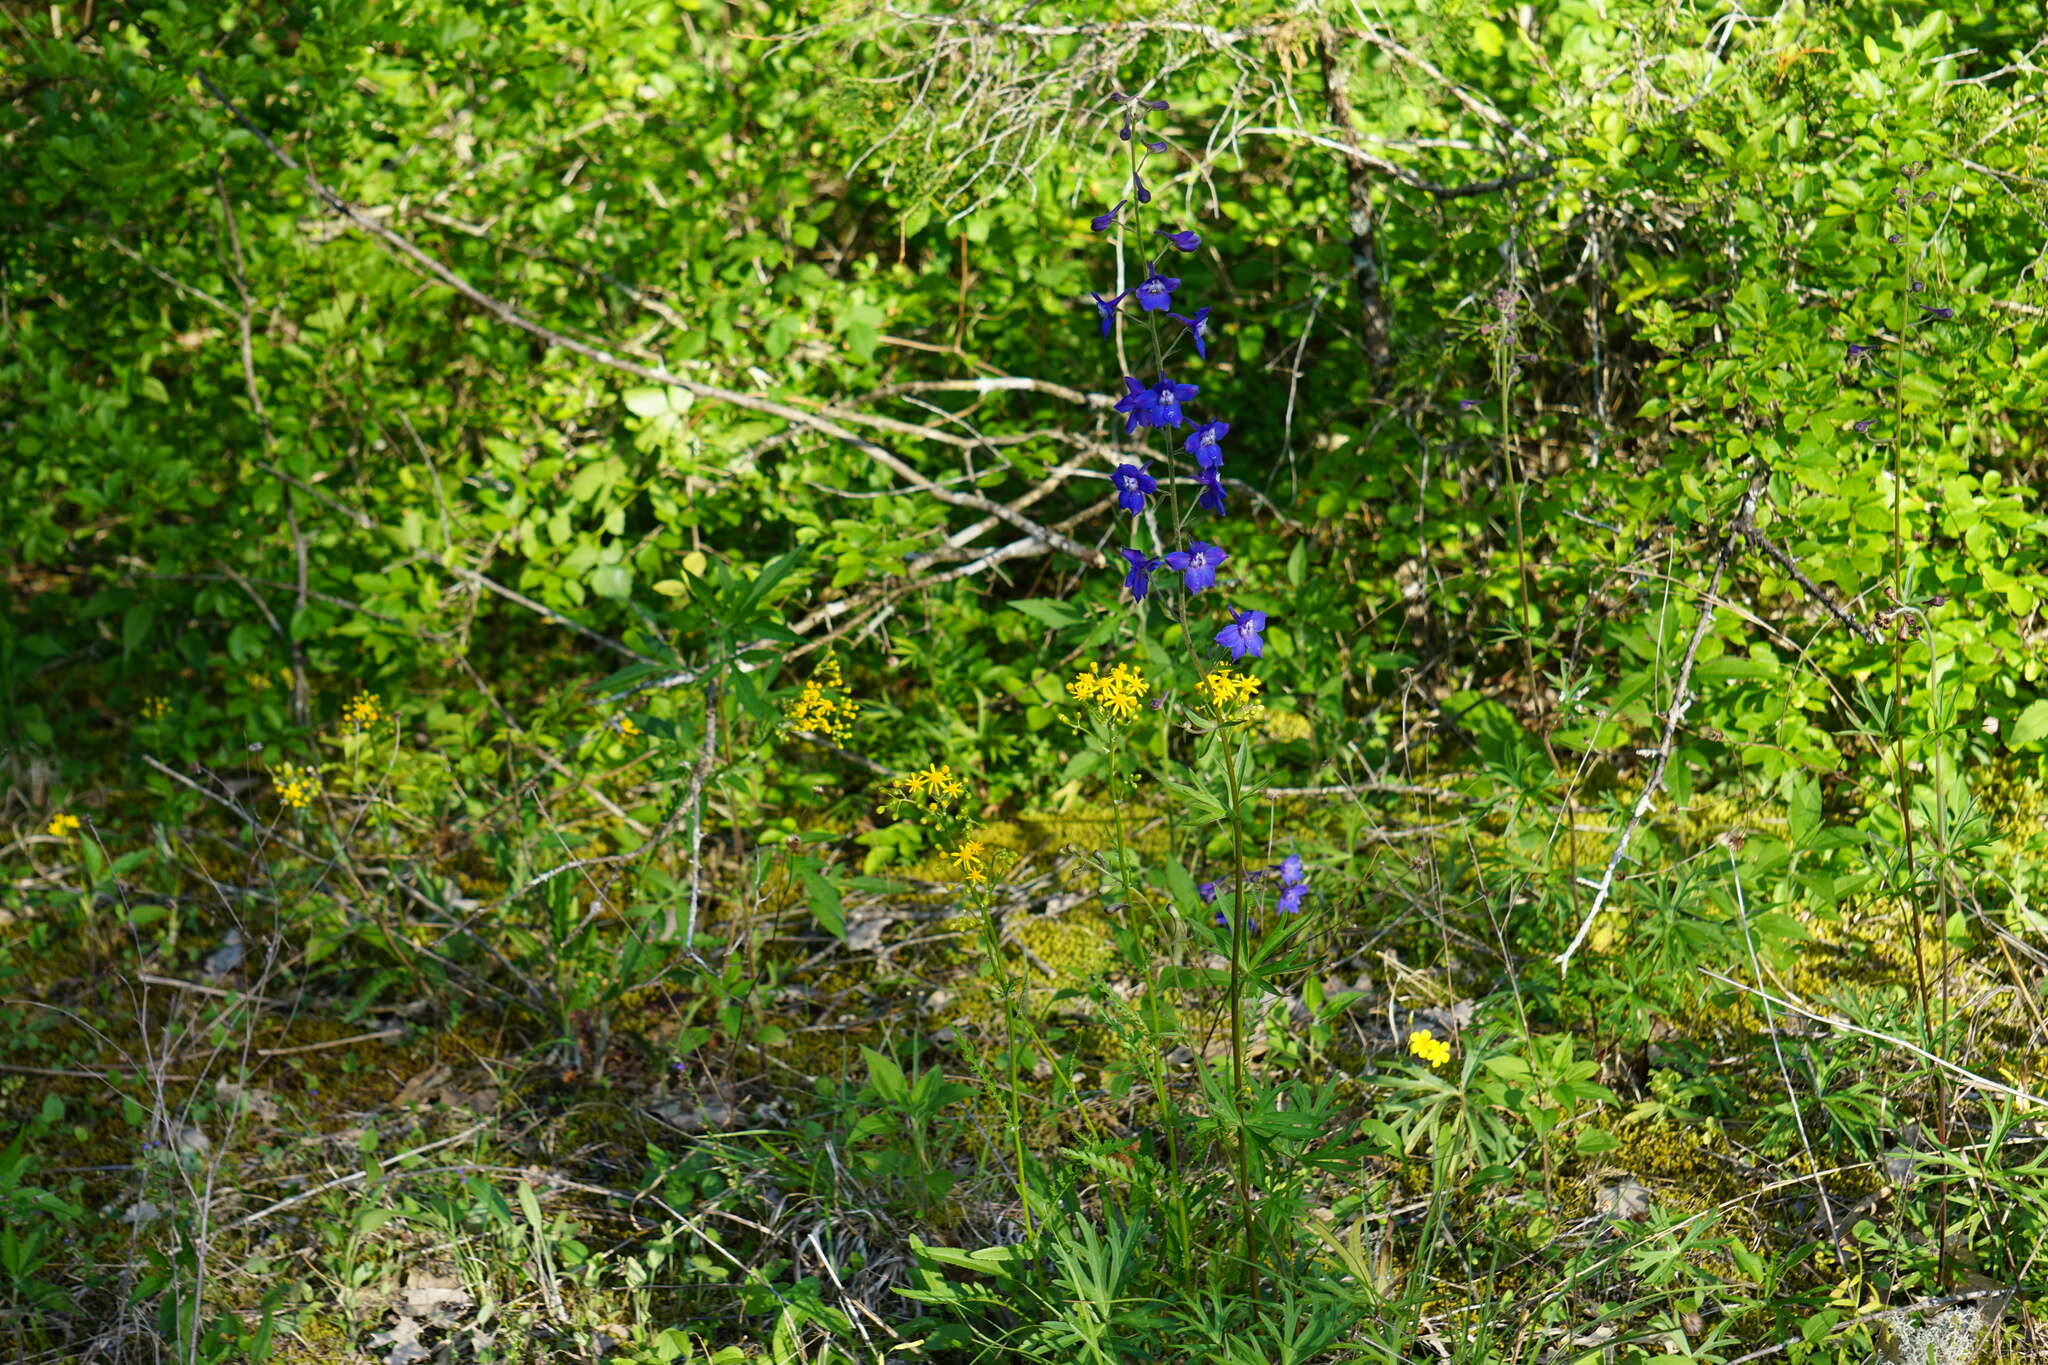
xmin=1091 ymin=291 xmax=1124 ymax=337
xmin=1163 ymin=540 xmax=1227 ymax=594
xmin=1215 ymin=608 xmax=1266 ymax=660
xmin=1090 ymin=200 xmax=1128 ymax=233
xmin=1846 ymin=342 xmax=1874 ymax=360
xmin=1184 ymin=421 xmax=1229 ymax=468
xmin=1197 ymin=880 xmax=1218 ymax=904
xmin=1119 ymin=547 xmax=1158 ymax=599
xmin=1278 ymin=854 xmax=1304 ymax=886
xmin=1277 ymin=882 xmax=1307 ymax=915
xmin=1134 ymin=273 xmax=1181 ymax=313
xmin=1167 ymin=306 xmax=1211 ymax=359
xmin=1113 ymin=374 xmax=1198 ymax=432
xmin=1918 ymin=305 xmax=1954 ymax=321
xmin=1214 ymin=910 xmax=1259 ymax=933
xmin=1195 ymin=468 xmax=1227 ymax=515
xmin=1144 ymin=138 xmax=1168 ymax=153
xmin=1133 ymin=169 xmax=1152 ymax=204
xmin=1112 ymin=462 xmax=1157 ymax=515
xmin=1112 ymin=93 xmax=1170 ymax=112
xmin=1853 ymin=419 xmax=1876 ymax=433
xmin=1157 ymin=228 xmax=1199 ymax=251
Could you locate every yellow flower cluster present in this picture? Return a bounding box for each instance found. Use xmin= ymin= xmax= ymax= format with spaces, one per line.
xmin=1408 ymin=1029 xmax=1451 ymax=1068
xmin=46 ymin=812 xmax=81 ymax=838
xmin=1067 ymin=661 xmax=1149 ymax=723
xmin=341 ymin=692 xmax=384 ymax=730
xmin=272 ymin=763 xmax=320 ymax=811
xmin=613 ymin=715 xmax=641 ymax=738
xmin=1196 ymin=665 xmax=1263 ymax=713
xmin=944 ymin=838 xmax=991 ymax=884
xmin=140 ymin=695 xmax=171 ymax=721
xmin=784 ymin=654 xmax=860 ymax=742
xmin=900 ymin=763 xmax=966 ymax=809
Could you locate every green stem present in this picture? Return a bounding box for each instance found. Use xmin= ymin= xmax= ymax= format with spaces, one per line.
xmin=1219 ymin=728 xmax=1257 ymax=1289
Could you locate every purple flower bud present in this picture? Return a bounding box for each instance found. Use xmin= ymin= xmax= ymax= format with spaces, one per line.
xmin=1133 ymin=170 xmax=1151 ymax=205
xmin=1145 ymin=139 xmax=1168 ymax=153
xmin=1919 ymin=305 xmax=1954 ymax=321
xmin=1887 ymin=233 xmax=1904 ymax=244
xmin=1155 ymin=227 xmax=1201 ymax=252
xmin=1089 ymin=200 xmax=1128 ymax=233
xmin=1853 ymin=419 xmax=1875 ymax=433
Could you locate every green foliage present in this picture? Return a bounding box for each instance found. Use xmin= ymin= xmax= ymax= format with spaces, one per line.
xmin=10 ymin=1 xmax=2048 ymax=1361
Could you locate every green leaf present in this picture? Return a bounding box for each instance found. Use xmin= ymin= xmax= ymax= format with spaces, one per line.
xmin=1008 ymin=598 xmax=1085 ymax=630
xmin=796 ymin=864 xmax=845 ymax=939
xmin=2009 ymin=699 xmax=2048 ymax=748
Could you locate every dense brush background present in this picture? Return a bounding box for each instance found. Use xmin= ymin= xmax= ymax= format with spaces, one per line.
xmin=8 ymin=2 xmax=2048 ymax=1362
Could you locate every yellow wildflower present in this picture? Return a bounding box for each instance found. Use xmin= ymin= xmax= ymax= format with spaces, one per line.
xmin=614 ymin=715 xmax=641 ymax=738
xmin=903 ymin=764 xmax=966 ymax=801
xmin=944 ymin=839 xmax=991 ymax=884
xmin=271 ymin=763 xmax=319 ymax=811
xmin=1067 ymin=661 xmax=1149 ymax=723
xmin=784 ymin=654 xmax=860 ymax=742
xmin=1408 ymin=1030 xmax=1451 ymax=1068
xmin=140 ymin=695 xmax=171 ymax=721
xmin=46 ymin=813 xmax=81 ymax=838
xmin=341 ymin=692 xmax=384 ymax=731
xmin=1196 ymin=665 xmax=1263 ymax=713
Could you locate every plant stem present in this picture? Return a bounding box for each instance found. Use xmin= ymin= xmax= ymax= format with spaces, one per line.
xmin=1220 ymin=728 xmax=1257 ymax=1289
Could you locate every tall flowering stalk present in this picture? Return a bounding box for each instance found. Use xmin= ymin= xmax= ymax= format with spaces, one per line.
xmin=1083 ymin=88 xmax=1284 ymax=1285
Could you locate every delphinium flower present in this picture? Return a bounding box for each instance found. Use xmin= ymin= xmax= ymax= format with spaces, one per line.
xmin=1215 ymin=608 xmax=1266 ymax=660
xmin=1184 ymin=421 xmax=1228 ymax=468
xmin=1195 ymin=468 xmax=1227 ymax=515
xmin=1918 ymin=305 xmax=1954 ymax=322
xmin=1091 ymin=291 xmax=1125 ymax=337
xmin=1090 ymin=200 xmax=1128 ymax=233
xmin=1067 ymin=660 xmax=1150 ymax=724
xmin=1133 ymin=272 xmax=1181 ymax=312
xmin=1853 ymin=419 xmax=1876 ymax=434
xmin=1119 ymin=548 xmax=1159 ymax=600
xmin=1156 ymin=227 xmax=1200 ymax=252
xmin=1113 ymin=374 xmax=1199 ymax=434
xmin=1167 ymin=306 xmax=1211 ymax=359
xmin=1163 ymin=541 xmax=1227 ymax=593
xmin=1275 ymin=854 xmax=1308 ymax=914
xmin=1112 ymin=461 xmax=1157 ymax=514
xmin=1409 ymin=1030 xmax=1451 ymax=1067
xmin=47 ymin=812 xmax=81 ymax=838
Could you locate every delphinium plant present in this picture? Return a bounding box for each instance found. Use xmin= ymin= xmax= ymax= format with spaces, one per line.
xmin=1075 ymin=87 xmax=1326 ymax=1294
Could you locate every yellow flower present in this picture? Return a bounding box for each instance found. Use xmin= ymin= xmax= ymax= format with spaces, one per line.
xmin=614 ymin=715 xmax=641 ymax=738
xmin=271 ymin=764 xmax=319 ymax=811
xmin=341 ymin=692 xmax=384 ymax=731
xmin=784 ymin=654 xmax=860 ymax=742
xmin=46 ymin=813 xmax=81 ymax=838
xmin=1408 ymin=1030 xmax=1451 ymax=1068
xmin=1067 ymin=661 xmax=1149 ymax=723
xmin=140 ymin=695 xmax=171 ymax=721
xmin=904 ymin=763 xmax=966 ymax=801
xmin=1196 ymin=665 xmax=1263 ymax=713
xmin=944 ymin=839 xmax=991 ymax=884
